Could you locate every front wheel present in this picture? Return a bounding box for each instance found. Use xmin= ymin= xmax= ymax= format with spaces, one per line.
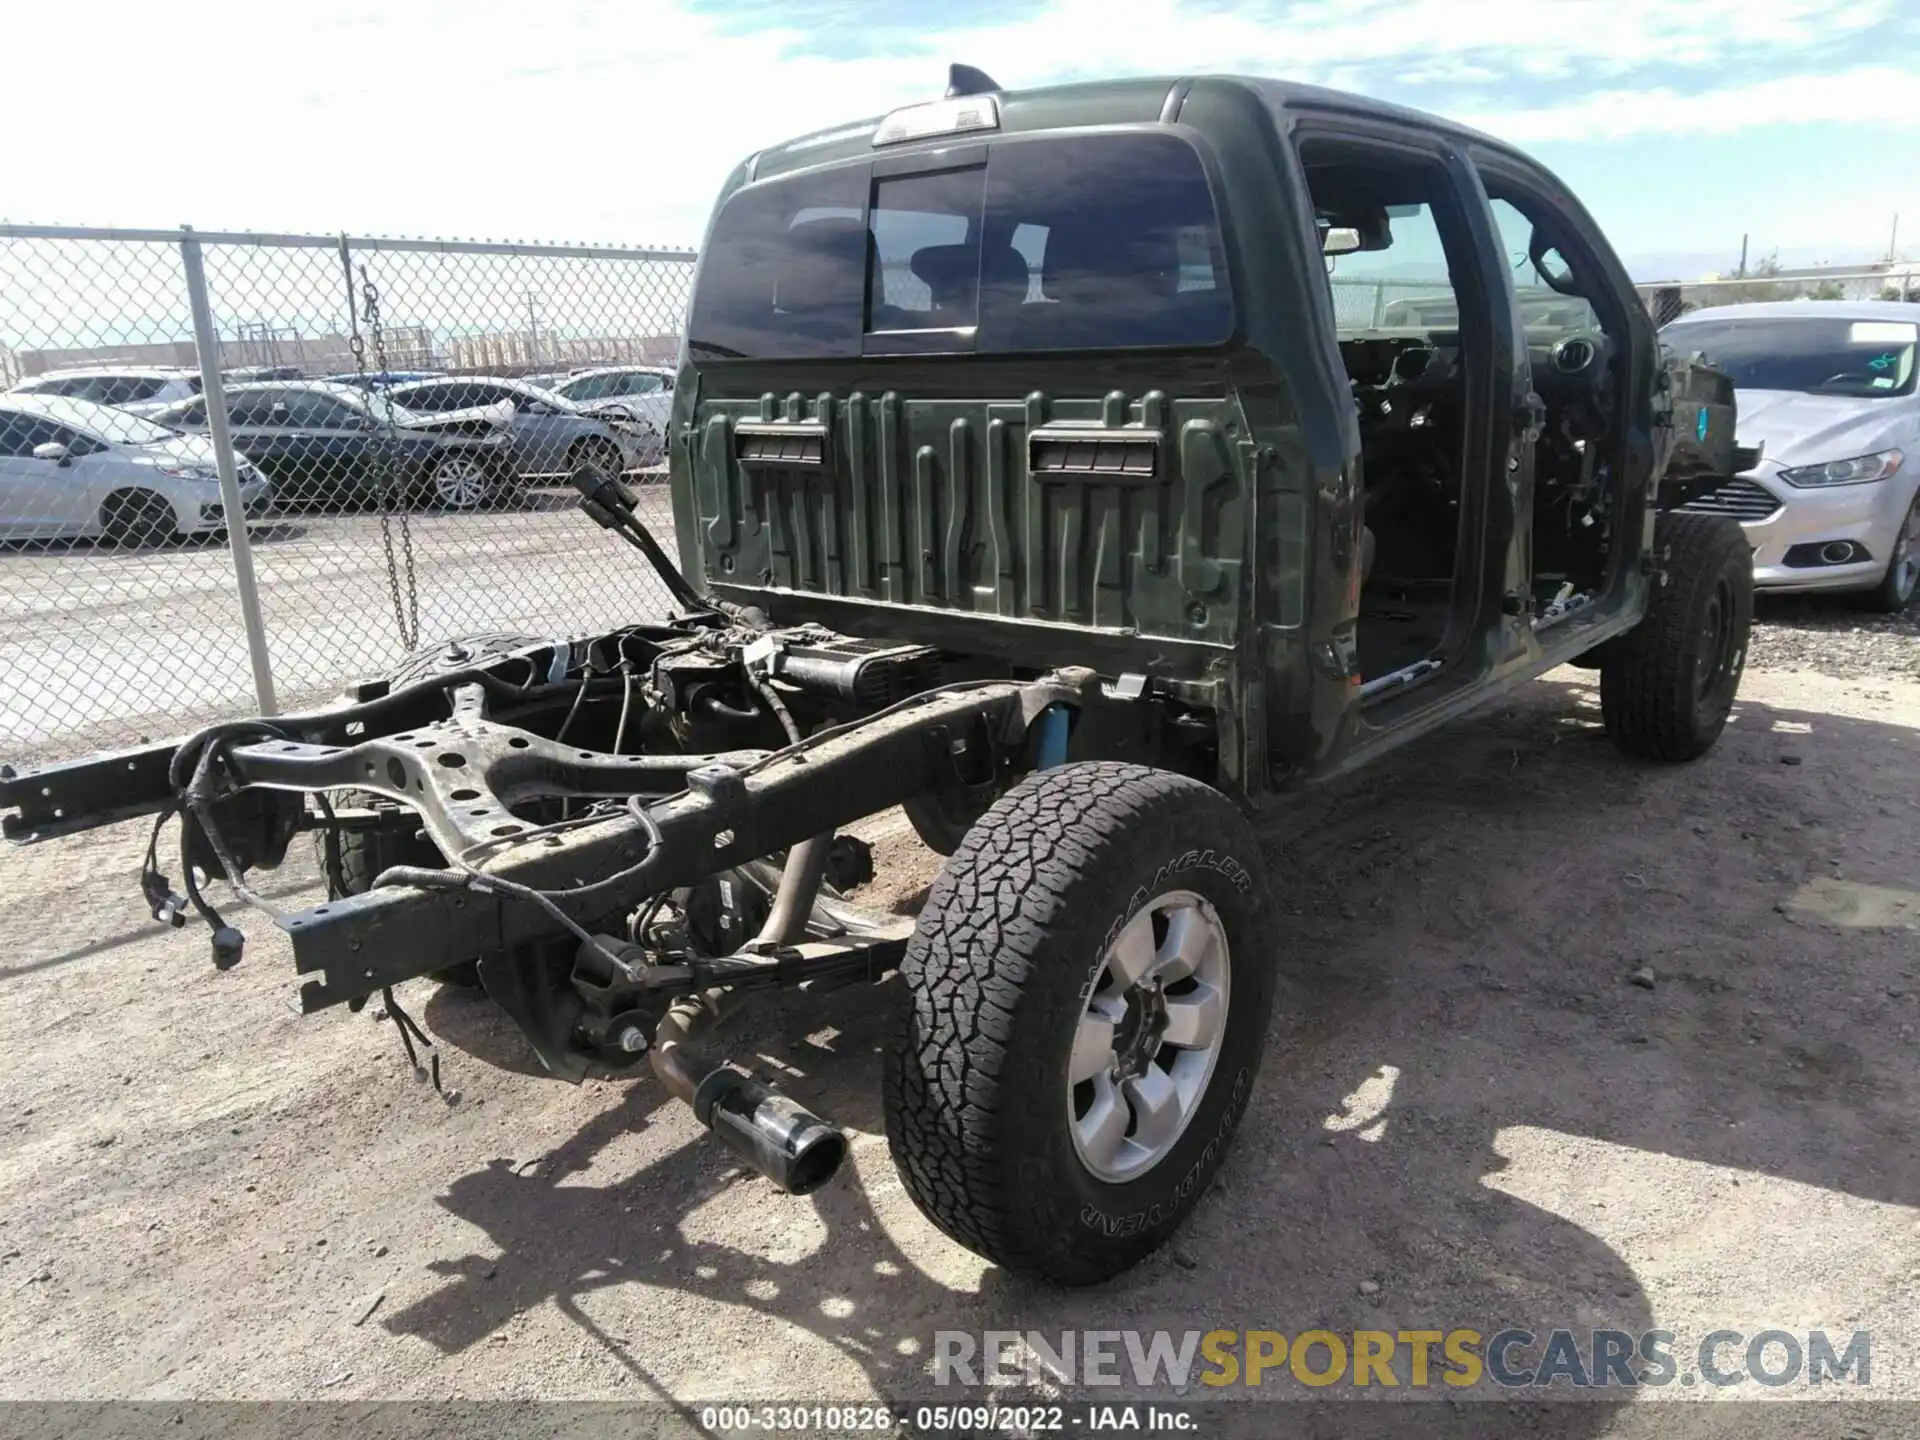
xmin=99 ymin=489 xmax=178 ymax=548
xmin=883 ymin=762 xmax=1274 ymax=1285
xmin=1860 ymin=491 xmax=1920 ymax=614
xmin=427 ymin=452 xmax=498 ymax=511
xmin=1601 ymin=512 xmax=1752 ymax=761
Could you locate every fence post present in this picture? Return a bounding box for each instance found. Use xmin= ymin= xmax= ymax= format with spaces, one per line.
xmin=1370 ymin=281 xmax=1386 ymax=328
xmin=180 ymin=227 xmax=279 ymax=715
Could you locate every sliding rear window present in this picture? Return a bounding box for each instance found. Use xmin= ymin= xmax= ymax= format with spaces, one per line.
xmin=687 ymin=131 xmax=1233 ymax=360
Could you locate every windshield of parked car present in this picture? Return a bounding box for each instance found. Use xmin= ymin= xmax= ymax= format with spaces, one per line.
xmin=1664 ymin=316 xmax=1919 ymax=399
xmin=27 ymin=395 xmax=180 ymax=446
xmin=687 ymin=131 xmax=1234 ymax=360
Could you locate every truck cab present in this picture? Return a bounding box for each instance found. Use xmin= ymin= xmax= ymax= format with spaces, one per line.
xmin=668 ymin=70 xmax=1727 ymax=797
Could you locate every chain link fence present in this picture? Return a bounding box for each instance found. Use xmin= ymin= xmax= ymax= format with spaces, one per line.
xmin=1 ymin=225 xmax=695 ymax=762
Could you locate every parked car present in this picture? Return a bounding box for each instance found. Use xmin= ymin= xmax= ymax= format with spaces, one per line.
xmin=9 ymin=367 xmax=202 ymax=414
xmin=1665 ymin=301 xmax=1920 ymax=611
xmin=147 ymin=382 xmax=514 ymax=511
xmin=0 ymin=393 xmax=269 ymax=545
xmin=540 ymin=365 xmax=675 ymax=436
xmin=383 ymin=376 xmax=655 ymax=476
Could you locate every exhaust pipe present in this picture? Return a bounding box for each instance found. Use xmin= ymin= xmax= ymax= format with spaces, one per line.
xmin=1820 ymin=541 xmax=1858 ymax=565
xmin=694 ymin=1069 xmax=849 ymax=1196
xmin=650 ymin=995 xmax=848 ymax=1195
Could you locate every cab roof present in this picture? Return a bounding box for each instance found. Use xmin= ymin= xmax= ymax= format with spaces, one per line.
xmin=745 ymin=72 xmax=1519 ymax=184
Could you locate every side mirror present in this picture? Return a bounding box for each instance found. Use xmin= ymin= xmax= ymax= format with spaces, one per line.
xmin=525 ymin=401 xmax=554 ymax=416
xmin=1528 ymin=235 xmax=1581 ymax=296
xmin=32 ymin=441 xmax=71 ymax=465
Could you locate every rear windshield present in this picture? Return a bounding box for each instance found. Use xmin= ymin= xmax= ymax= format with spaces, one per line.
xmin=1664 ymin=316 xmax=1919 ymax=399
xmin=687 ymin=131 xmax=1233 ymax=360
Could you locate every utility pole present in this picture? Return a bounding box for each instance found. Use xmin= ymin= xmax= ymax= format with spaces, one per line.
xmin=1737 ymin=233 xmax=1748 ymax=279
xmin=525 ymin=290 xmax=541 ymax=365
xmin=1891 ymin=214 xmax=1900 ymax=263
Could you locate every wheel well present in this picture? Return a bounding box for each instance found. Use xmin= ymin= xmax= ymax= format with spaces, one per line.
xmin=568 ymin=434 xmax=619 ymax=464
xmin=99 ymin=487 xmax=171 ymax=522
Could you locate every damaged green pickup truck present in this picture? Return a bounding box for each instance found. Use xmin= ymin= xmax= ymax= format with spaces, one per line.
xmin=1 ymin=68 xmax=1755 ymax=1285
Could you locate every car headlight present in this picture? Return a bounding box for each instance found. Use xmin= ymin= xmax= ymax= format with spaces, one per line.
xmin=1777 ymin=449 xmax=1903 ymax=488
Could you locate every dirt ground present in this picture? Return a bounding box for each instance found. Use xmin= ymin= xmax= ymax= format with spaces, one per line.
xmin=2 ymin=629 xmax=1918 ymax=1431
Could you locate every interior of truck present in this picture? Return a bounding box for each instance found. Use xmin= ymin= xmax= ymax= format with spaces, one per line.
xmin=1302 ymin=143 xmax=1627 ymax=685
xmin=1301 ymin=142 xmax=1477 ymax=683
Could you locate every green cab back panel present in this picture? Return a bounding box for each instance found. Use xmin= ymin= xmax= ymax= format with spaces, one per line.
xmin=686 ymin=388 xmax=1250 ymax=645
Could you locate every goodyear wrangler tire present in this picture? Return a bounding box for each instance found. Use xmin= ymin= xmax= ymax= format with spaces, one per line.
xmin=1601 ymin=512 xmax=1752 ymax=762
xmin=883 ymin=762 xmax=1274 ymax=1284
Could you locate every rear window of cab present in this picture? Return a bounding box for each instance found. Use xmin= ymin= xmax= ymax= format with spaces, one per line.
xmin=687 ymin=131 xmax=1234 ymax=361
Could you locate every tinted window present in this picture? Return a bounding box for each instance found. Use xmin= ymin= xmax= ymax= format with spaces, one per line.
xmin=284 ymin=392 xmax=360 ymax=427
xmin=97 ymin=376 xmax=165 ymax=404
xmin=690 ymin=169 xmax=883 ymax=361
xmin=562 ymin=373 xmax=621 ymax=401
xmin=868 ymin=166 xmax=983 ymax=333
xmin=413 ymin=382 xmax=512 ymax=410
xmin=0 ymin=413 xmax=69 ymax=457
xmin=688 ymin=133 xmax=1232 ymax=360
xmin=395 ymin=383 xmax=461 ymax=411
xmin=227 ymin=392 xmax=282 ymax=426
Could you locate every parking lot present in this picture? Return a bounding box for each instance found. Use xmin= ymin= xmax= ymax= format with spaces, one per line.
xmin=0 ymin=484 xmax=678 ymax=762
xmin=0 ymin=603 xmax=1915 ymax=1429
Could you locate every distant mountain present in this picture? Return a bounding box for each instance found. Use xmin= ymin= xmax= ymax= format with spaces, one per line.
xmin=1621 ymin=245 xmax=1894 ymax=283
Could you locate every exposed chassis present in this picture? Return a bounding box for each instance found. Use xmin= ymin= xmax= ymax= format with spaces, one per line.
xmin=0 ymin=622 xmax=1104 ymax=1054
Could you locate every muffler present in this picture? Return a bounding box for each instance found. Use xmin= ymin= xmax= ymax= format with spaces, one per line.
xmin=649 ymin=995 xmax=848 ymax=1195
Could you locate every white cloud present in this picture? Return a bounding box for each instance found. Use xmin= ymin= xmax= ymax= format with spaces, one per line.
xmin=0 ymin=0 xmax=1902 ymax=249
xmin=1458 ymin=64 xmax=1920 ymax=144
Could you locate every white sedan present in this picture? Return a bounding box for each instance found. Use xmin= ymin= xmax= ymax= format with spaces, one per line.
xmin=0 ymin=394 xmax=270 ymax=545
xmin=537 ymin=366 xmax=675 ymax=441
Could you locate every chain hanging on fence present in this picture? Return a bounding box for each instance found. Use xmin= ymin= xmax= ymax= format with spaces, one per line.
xmin=342 ymin=243 xmax=421 ymax=650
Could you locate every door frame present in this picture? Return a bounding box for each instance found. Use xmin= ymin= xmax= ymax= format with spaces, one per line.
xmin=1287 ymin=113 xmax=1523 ymax=728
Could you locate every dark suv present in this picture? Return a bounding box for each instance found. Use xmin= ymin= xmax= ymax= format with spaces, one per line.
xmin=2 ymin=70 xmax=1753 ymax=1286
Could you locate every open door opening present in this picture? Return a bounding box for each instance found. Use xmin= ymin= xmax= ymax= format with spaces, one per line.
xmin=1303 ymin=141 xmax=1480 ymax=684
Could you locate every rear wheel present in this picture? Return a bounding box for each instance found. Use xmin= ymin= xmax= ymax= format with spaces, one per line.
xmin=884 ymin=762 xmax=1274 ymax=1284
xmin=1860 ymin=491 xmax=1920 ymax=613
xmin=1601 ymin=512 xmax=1752 ymax=761
xmin=99 ymin=489 xmax=177 ymax=548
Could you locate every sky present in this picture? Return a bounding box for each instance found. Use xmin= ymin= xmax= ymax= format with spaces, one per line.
xmin=7 ymin=0 xmax=1920 ymax=280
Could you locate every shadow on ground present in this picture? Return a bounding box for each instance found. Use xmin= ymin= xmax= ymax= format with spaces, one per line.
xmin=384 ymin=678 xmax=1918 ymax=1433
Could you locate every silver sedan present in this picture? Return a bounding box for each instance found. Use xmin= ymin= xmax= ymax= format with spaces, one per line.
xmin=1665 ymin=302 xmax=1920 ymax=612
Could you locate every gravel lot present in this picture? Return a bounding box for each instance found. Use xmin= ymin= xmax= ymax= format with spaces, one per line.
xmin=0 ymin=586 xmax=1917 ymax=1433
